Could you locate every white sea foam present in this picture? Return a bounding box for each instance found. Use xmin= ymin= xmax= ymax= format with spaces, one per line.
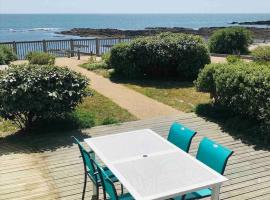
xmin=8 ymin=28 xmax=60 ymax=32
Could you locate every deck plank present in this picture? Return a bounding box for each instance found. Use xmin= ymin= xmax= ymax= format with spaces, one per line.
xmin=0 ymin=113 xmax=269 ymax=200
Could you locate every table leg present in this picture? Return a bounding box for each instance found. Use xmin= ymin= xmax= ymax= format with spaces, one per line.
xmin=211 ymin=184 xmax=221 ymax=200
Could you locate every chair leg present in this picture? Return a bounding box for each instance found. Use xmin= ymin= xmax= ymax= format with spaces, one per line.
xmin=96 ymin=185 xmax=99 ymax=200
xmin=121 ymin=184 xmax=124 ymax=195
xmin=103 ymin=187 xmax=106 ymax=200
xmin=82 ymin=171 xmax=87 ymax=200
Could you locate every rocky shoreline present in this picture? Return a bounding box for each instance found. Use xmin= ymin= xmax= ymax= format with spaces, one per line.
xmin=230 ymin=20 xmax=270 ymax=26
xmin=59 ymin=26 xmax=270 ymax=41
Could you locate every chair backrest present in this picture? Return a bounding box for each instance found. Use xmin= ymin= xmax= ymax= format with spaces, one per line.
xmin=93 ymin=159 xmax=118 ymax=200
xmin=196 ymin=137 xmax=233 ymax=175
xmin=167 ymin=122 xmax=197 ymax=152
xmin=72 ymin=136 xmax=97 ymax=182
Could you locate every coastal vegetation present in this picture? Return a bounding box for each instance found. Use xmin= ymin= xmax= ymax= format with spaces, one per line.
xmin=0 ymin=64 xmax=88 ymax=130
xmin=0 ymin=64 xmax=135 ymax=134
xmin=26 ymin=52 xmax=55 ymax=65
xmin=209 ymin=27 xmax=253 ymax=54
xmin=109 ymin=33 xmax=210 ymax=80
xmin=195 ymin=62 xmax=270 ymax=139
xmin=251 ymin=45 xmax=270 ymax=63
xmin=0 ymin=46 xmax=17 ymax=65
xmin=0 ymin=89 xmax=136 ymax=136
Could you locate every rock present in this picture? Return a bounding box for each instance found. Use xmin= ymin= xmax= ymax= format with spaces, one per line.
xmin=229 ymin=20 xmax=270 ymax=26
xmin=58 ymin=26 xmax=270 ymax=41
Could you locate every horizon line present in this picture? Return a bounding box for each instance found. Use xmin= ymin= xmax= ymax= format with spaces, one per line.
xmin=1 ymin=12 xmax=270 ymax=15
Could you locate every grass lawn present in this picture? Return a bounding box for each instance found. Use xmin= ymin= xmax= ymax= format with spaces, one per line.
xmin=78 ymin=90 xmax=136 ymax=125
xmin=0 ymin=89 xmax=136 ymax=137
xmin=123 ymin=80 xmax=211 ymax=113
xmin=79 ymin=57 xmax=211 ymax=113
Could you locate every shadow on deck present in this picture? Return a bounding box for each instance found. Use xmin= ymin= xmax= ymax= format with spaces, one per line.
xmin=0 ymin=113 xmax=270 ymax=200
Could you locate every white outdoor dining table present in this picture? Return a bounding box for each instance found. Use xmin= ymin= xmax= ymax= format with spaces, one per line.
xmin=84 ymin=129 xmax=227 ymax=200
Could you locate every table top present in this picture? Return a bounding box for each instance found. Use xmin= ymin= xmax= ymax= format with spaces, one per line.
xmin=84 ymin=129 xmax=227 ymax=200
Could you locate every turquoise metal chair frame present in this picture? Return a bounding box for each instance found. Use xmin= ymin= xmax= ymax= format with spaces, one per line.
xmin=92 ymin=159 xmax=133 ymax=200
xmin=73 ymin=136 xmax=123 ymax=200
xmin=167 ymin=122 xmax=197 ymax=153
xmin=72 ymin=136 xmax=100 ymax=200
xmin=181 ymin=137 xmax=233 ymax=200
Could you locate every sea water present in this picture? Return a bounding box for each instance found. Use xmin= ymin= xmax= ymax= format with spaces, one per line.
xmin=0 ymin=13 xmax=269 ymax=42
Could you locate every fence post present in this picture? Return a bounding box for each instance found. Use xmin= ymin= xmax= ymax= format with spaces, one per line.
xmin=77 ymin=49 xmax=80 ymax=60
xmin=42 ymin=40 xmax=47 ymax=52
xmin=42 ymin=40 xmax=47 ymax=53
xmin=95 ymin=38 xmax=100 ymax=56
xmin=70 ymin=39 xmax=74 ymax=57
xmin=12 ymin=41 xmax=17 ymax=55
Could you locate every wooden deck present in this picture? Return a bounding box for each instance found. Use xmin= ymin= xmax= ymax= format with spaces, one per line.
xmin=0 ymin=113 xmax=269 ymax=200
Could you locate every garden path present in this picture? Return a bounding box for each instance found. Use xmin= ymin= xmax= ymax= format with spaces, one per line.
xmin=12 ymin=55 xmax=227 ymax=120
xmin=55 ymin=57 xmax=182 ymax=119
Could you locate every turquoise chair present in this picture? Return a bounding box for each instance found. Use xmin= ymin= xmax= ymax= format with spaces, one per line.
xmin=176 ymin=137 xmax=233 ymax=200
xmin=92 ymin=159 xmax=134 ymax=200
xmin=72 ymin=136 xmax=120 ymax=200
xmin=167 ymin=122 xmax=197 ymax=152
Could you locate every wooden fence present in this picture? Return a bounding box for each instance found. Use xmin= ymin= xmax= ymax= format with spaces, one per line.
xmin=0 ymin=38 xmax=132 ymax=60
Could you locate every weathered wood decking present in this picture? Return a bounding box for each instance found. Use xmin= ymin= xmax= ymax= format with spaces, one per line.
xmin=0 ymin=113 xmax=270 ymax=200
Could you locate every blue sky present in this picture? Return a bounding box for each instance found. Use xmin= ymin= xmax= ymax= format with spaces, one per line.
xmin=0 ymin=0 xmax=269 ymax=14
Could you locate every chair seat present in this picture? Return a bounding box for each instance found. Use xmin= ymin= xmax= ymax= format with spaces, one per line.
xmin=118 ymin=193 xmax=134 ymax=200
xmin=185 ymin=188 xmax=212 ymax=200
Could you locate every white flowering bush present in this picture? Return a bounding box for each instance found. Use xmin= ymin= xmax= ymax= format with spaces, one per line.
xmin=0 ymin=64 xmax=88 ymax=130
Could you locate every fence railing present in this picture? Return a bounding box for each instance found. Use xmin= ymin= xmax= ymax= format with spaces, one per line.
xmin=0 ymin=38 xmax=132 ymax=60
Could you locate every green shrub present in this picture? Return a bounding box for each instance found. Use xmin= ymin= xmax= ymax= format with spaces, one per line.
xmin=209 ymin=27 xmax=253 ymax=54
xmin=195 ymin=62 xmax=270 ymax=137
xmin=83 ymin=62 xmax=108 ymax=70
xmin=26 ymin=52 xmax=55 ymax=65
xmin=226 ymin=55 xmax=242 ymax=63
xmin=87 ymin=56 xmax=98 ymax=64
xmin=0 ymin=45 xmax=17 ymax=65
xmin=0 ymin=64 xmax=88 ymax=130
xmin=252 ymin=45 xmax=270 ymax=63
xmin=102 ymin=117 xmax=119 ymax=125
xmin=109 ymin=33 xmax=210 ymax=80
xmin=110 ymin=42 xmax=136 ymax=77
xmin=102 ymin=52 xmax=111 ymax=66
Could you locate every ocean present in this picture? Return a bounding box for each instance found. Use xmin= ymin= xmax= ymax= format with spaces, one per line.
xmin=0 ymin=14 xmax=270 ymax=42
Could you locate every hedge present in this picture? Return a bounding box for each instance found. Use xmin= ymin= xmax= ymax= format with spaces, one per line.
xmin=0 ymin=45 xmax=17 ymax=65
xmin=26 ymin=52 xmax=55 ymax=65
xmin=0 ymin=64 xmax=88 ymax=130
xmin=109 ymin=33 xmax=210 ymax=80
xmin=209 ymin=27 xmax=253 ymax=54
xmin=251 ymin=45 xmax=270 ymax=63
xmin=195 ymin=62 xmax=270 ymax=135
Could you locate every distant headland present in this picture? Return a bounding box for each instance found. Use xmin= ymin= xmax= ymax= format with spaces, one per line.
xmin=230 ymin=20 xmax=270 ymax=26
xmin=59 ymin=26 xmax=270 ymax=41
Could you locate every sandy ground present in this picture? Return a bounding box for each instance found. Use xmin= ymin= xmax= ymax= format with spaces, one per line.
xmin=249 ymin=42 xmax=270 ymax=51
